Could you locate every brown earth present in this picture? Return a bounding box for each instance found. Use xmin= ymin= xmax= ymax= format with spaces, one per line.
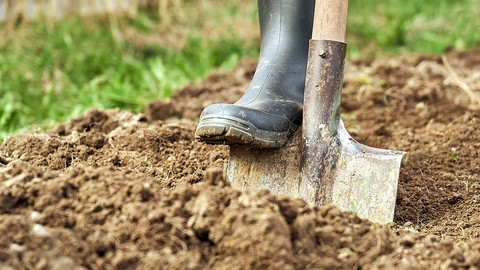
xmin=0 ymin=49 xmax=479 ymax=269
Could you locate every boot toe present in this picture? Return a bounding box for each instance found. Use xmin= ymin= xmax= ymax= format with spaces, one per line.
xmin=195 ymin=103 xmax=301 ymax=148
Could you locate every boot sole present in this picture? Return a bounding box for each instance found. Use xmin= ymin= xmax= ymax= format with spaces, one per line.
xmin=195 ymin=116 xmax=295 ymax=149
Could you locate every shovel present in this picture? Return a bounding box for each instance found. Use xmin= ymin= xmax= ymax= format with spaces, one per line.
xmin=227 ymin=0 xmax=405 ymax=224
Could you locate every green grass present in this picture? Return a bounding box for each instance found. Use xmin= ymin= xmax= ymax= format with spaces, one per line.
xmin=0 ymin=10 xmax=258 ymax=141
xmin=1 ymin=0 xmax=479 ymax=141
xmin=347 ymin=0 xmax=480 ymax=58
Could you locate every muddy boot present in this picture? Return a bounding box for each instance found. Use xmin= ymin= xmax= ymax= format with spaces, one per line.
xmin=195 ymin=0 xmax=315 ymax=148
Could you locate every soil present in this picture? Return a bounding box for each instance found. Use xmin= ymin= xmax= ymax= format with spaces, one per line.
xmin=1 ymin=49 xmax=479 ymax=269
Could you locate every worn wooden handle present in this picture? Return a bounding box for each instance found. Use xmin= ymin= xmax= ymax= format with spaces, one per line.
xmin=312 ymin=0 xmax=349 ymax=42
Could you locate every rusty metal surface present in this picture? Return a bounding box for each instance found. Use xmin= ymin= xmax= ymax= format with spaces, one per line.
xmin=227 ymin=39 xmax=405 ymax=224
xmin=300 ymin=40 xmax=347 ymax=206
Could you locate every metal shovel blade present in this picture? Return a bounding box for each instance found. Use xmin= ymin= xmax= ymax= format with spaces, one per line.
xmin=226 ymin=127 xmax=404 ymax=223
xmin=300 ymin=39 xmax=405 ymax=223
xmin=227 ymin=40 xmax=405 ymax=224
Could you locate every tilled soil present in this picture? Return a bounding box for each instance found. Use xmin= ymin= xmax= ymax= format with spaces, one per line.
xmin=1 ymin=49 xmax=479 ymax=269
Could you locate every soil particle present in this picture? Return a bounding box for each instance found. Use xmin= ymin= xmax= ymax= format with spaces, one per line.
xmin=0 ymin=49 xmax=479 ymax=269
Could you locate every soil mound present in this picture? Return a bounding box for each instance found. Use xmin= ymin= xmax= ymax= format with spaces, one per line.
xmin=1 ymin=49 xmax=479 ymax=269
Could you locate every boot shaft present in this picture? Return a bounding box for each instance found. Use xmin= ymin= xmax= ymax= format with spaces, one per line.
xmin=237 ymin=0 xmax=315 ymax=104
xmin=258 ymin=0 xmax=315 ymax=66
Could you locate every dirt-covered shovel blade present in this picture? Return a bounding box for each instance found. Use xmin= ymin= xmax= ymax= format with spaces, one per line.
xmin=300 ymin=39 xmax=405 ymax=223
xmin=227 ymin=0 xmax=405 ymax=224
xmin=300 ymin=0 xmax=405 ymax=223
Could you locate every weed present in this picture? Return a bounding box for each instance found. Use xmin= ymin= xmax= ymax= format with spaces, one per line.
xmin=350 ymin=202 xmax=358 ymax=214
xmin=448 ymin=153 xmax=459 ymax=162
xmin=341 ymin=113 xmax=357 ymax=121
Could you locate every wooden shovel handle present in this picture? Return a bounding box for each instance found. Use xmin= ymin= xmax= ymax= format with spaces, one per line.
xmin=312 ymin=0 xmax=349 ymax=42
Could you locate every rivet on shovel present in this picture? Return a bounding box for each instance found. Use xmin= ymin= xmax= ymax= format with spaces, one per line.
xmin=318 ymin=49 xmax=327 ymax=58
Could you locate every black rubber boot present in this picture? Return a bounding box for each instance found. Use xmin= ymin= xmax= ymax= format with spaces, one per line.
xmin=195 ymin=0 xmax=315 ymax=148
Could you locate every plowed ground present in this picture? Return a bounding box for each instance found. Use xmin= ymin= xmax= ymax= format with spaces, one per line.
xmin=0 ymin=49 xmax=479 ymax=269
